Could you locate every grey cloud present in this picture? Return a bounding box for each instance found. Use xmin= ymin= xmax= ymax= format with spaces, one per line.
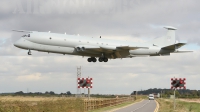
xmin=0 ymin=50 xmax=199 ymax=94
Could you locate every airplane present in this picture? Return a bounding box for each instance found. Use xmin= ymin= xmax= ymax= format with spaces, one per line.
xmin=13 ymin=26 xmax=192 ymax=62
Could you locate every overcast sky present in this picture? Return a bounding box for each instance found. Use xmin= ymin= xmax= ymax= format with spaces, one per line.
xmin=0 ymin=0 xmax=200 ymax=94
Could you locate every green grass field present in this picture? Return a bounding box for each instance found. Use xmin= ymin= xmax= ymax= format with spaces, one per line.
xmin=157 ymin=98 xmax=200 ymax=112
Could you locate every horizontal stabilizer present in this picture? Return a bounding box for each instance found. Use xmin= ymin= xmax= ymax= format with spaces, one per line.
xmin=172 ymin=50 xmax=193 ymax=53
xmin=162 ymin=43 xmax=186 ymax=50
xmin=164 ymin=26 xmax=177 ymax=30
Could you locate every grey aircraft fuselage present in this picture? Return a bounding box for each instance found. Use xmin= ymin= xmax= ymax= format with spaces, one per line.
xmin=13 ymin=26 xmax=191 ymax=62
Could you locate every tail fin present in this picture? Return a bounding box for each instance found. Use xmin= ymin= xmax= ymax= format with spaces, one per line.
xmin=150 ymin=26 xmax=177 ymax=47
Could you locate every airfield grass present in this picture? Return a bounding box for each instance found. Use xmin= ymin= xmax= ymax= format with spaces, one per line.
xmin=0 ymin=96 xmax=84 ymax=112
xmin=157 ymin=98 xmax=200 ymax=112
xmin=0 ymin=96 xmax=145 ymax=112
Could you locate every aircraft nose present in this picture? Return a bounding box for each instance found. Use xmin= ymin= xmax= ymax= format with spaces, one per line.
xmin=14 ymin=38 xmax=24 ymax=48
xmin=14 ymin=39 xmax=21 ymax=47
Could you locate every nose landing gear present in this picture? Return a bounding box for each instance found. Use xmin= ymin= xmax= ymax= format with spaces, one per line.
xmin=28 ymin=49 xmax=31 ymax=55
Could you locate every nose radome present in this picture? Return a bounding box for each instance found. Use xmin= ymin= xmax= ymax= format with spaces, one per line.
xmin=14 ymin=38 xmax=24 ymax=48
xmin=14 ymin=39 xmax=21 ymax=47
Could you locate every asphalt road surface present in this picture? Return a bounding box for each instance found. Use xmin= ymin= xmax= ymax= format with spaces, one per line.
xmin=114 ymin=100 xmax=157 ymax=112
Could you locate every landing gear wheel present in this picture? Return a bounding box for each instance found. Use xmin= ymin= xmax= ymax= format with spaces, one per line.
xmin=92 ymin=58 xmax=97 ymax=62
xmin=87 ymin=58 xmax=92 ymax=62
xmin=98 ymin=58 xmax=103 ymax=62
xmin=103 ymin=58 xmax=108 ymax=62
xmin=28 ymin=49 xmax=31 ymax=55
xmin=88 ymin=57 xmax=96 ymax=62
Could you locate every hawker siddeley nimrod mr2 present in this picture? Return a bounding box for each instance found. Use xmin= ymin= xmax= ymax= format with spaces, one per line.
xmin=13 ymin=26 xmax=192 ymax=63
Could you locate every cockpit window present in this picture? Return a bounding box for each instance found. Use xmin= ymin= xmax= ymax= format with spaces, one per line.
xmin=22 ymin=34 xmax=30 ymax=37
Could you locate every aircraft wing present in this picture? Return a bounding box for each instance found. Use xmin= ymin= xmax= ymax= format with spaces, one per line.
xmin=75 ymin=45 xmax=149 ymax=58
xmin=76 ymin=45 xmax=148 ymax=53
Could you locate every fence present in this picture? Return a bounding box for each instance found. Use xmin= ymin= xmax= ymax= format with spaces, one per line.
xmin=83 ymin=96 xmax=136 ymax=111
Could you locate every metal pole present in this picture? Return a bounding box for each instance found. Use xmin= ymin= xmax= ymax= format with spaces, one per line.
xmin=88 ymin=88 xmax=90 ymax=111
xmin=174 ymin=89 xmax=176 ymax=110
xmin=161 ymin=91 xmax=162 ymax=98
xmin=88 ymin=88 xmax=90 ymax=99
xmin=136 ymin=91 xmax=137 ymax=100
xmin=76 ymin=66 xmax=81 ymax=97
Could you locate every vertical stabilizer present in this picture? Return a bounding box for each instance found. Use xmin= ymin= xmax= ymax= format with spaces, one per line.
xmin=150 ymin=26 xmax=177 ymax=47
xmin=164 ymin=26 xmax=176 ymax=44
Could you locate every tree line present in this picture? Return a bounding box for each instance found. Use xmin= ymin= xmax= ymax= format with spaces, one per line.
xmin=0 ymin=91 xmax=72 ymax=97
xmin=131 ymin=88 xmax=200 ymax=98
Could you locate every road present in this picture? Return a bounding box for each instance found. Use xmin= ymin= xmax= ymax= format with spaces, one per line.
xmin=114 ymin=100 xmax=157 ymax=112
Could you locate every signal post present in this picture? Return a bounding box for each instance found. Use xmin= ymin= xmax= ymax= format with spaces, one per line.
xmin=171 ymin=78 xmax=186 ymax=110
xmin=78 ymin=77 xmax=93 ymax=99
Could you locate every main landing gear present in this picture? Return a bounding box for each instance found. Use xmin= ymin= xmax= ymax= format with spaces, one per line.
xmin=98 ymin=57 xmax=108 ymax=62
xmin=28 ymin=49 xmax=31 ymax=55
xmin=87 ymin=57 xmax=108 ymax=62
xmin=87 ymin=57 xmax=97 ymax=62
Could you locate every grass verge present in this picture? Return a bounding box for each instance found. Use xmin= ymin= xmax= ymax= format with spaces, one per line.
xmin=88 ymin=98 xmax=144 ymax=112
xmin=157 ymin=98 xmax=200 ymax=112
xmin=0 ymin=98 xmax=84 ymax=112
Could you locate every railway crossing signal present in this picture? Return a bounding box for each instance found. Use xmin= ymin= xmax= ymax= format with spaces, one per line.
xmin=171 ymin=77 xmax=186 ymax=110
xmin=78 ymin=78 xmax=93 ymax=88
xmin=171 ymin=78 xmax=186 ymax=90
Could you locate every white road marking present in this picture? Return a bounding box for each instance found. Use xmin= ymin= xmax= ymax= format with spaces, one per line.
xmin=130 ymin=100 xmax=151 ymax=112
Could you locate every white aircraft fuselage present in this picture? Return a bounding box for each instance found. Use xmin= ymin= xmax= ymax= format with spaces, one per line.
xmin=13 ymin=26 xmax=191 ymax=62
